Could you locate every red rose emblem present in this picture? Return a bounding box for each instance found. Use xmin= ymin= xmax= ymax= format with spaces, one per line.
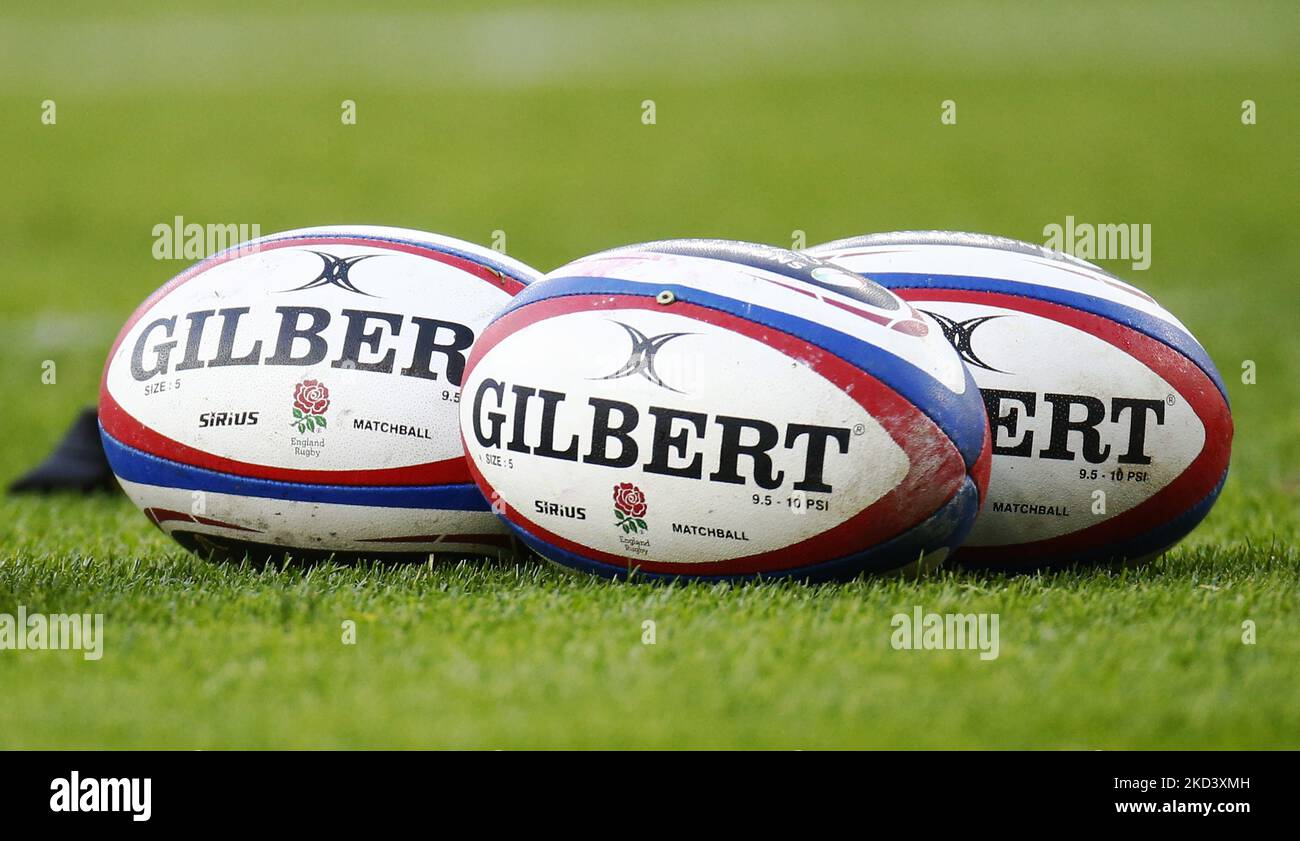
xmin=613 ymin=483 xmax=648 ymax=534
xmin=291 ymin=379 xmax=331 ymax=433
xmin=613 ymin=482 xmax=647 ymax=518
xmin=293 ymin=379 xmax=331 ymax=416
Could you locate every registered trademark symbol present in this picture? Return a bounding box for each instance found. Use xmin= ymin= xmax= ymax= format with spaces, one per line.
xmin=1166 ymin=393 xmax=1176 ymax=406
xmin=853 ymin=423 xmax=866 ymax=436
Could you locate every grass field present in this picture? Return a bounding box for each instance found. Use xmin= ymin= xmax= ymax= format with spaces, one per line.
xmin=1 ymin=0 xmax=1298 ymax=748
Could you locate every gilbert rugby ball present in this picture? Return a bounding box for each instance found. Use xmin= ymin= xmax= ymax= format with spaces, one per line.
xmin=809 ymin=231 xmax=1232 ymax=569
xmin=100 ymin=225 xmax=540 ymax=562
xmin=459 ymin=239 xmax=991 ymax=580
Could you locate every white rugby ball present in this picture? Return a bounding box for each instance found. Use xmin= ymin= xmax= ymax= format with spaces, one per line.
xmin=809 ymin=231 xmax=1232 ymax=569
xmin=100 ymin=225 xmax=540 ymax=562
xmin=459 ymin=239 xmax=991 ymax=580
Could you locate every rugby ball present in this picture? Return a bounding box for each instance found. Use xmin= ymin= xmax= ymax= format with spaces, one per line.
xmin=459 ymin=239 xmax=991 ymax=580
xmin=809 ymin=231 xmax=1232 ymax=570
xmin=100 ymin=225 xmax=540 ymax=562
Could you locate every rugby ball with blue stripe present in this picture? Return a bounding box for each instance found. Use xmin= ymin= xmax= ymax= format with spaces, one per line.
xmin=809 ymin=231 xmax=1232 ymax=570
xmin=100 ymin=225 xmax=540 ymax=562
xmin=459 ymin=239 xmax=991 ymax=580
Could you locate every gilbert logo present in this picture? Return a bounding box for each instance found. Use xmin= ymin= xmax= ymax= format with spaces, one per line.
xmin=595 ymin=322 xmax=692 ymax=393
xmin=922 ymin=311 xmax=1008 ymax=373
xmin=613 ymin=482 xmax=649 ymax=534
xmin=284 ymin=250 xmax=383 ymax=296
xmin=291 ymin=379 xmax=330 ymax=433
xmin=50 ymin=772 xmax=151 ymax=822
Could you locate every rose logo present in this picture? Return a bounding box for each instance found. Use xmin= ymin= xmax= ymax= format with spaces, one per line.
xmin=291 ymin=379 xmax=330 ymax=433
xmin=613 ymin=482 xmax=648 ymax=534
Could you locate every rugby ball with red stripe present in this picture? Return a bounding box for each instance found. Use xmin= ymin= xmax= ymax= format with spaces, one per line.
xmin=100 ymin=225 xmax=540 ymax=562
xmin=459 ymin=239 xmax=991 ymax=580
xmin=809 ymin=231 xmax=1232 ymax=570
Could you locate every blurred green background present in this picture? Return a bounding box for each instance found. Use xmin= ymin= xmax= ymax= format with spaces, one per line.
xmin=0 ymin=1 xmax=1297 ymax=748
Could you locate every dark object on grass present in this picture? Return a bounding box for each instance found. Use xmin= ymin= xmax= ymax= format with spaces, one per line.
xmin=7 ymin=407 xmax=118 ymax=494
xmin=169 ymin=530 xmax=526 ymax=568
